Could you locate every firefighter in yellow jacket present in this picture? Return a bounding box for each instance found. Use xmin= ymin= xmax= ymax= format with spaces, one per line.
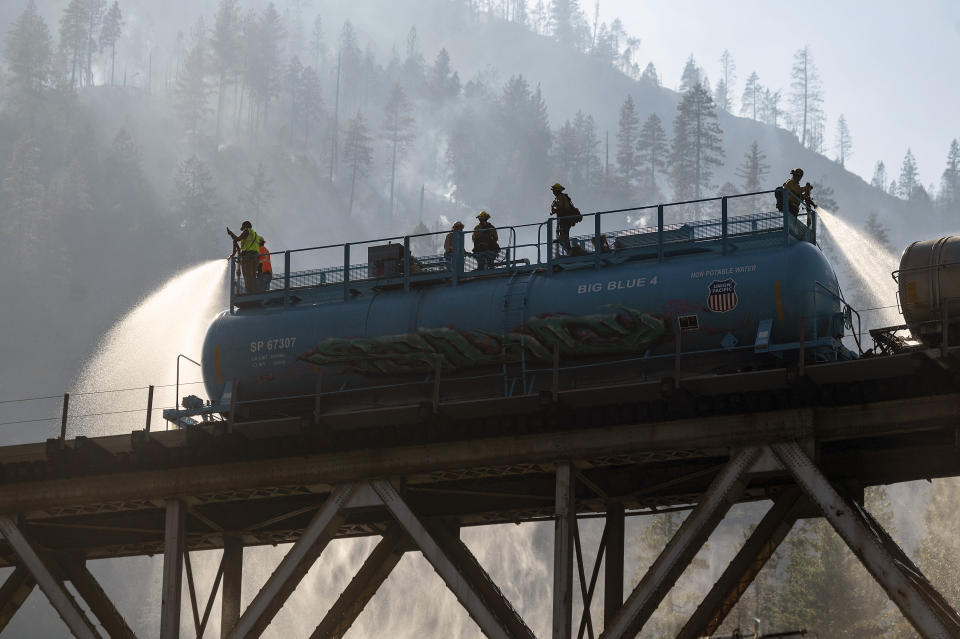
xmin=781 ymin=168 xmax=815 ymax=218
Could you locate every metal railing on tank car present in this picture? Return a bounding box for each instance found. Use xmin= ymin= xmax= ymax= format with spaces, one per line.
xmin=228 ymin=189 xmax=816 ymax=309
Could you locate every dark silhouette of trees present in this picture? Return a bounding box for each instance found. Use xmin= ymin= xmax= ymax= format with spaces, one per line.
xmin=790 ymin=46 xmax=824 ymax=148
xmin=99 ymin=2 xmax=122 ymax=87
xmin=835 ymin=114 xmax=852 ymax=168
xmin=740 ymin=71 xmax=761 ymax=121
xmin=382 ymin=83 xmax=416 ymax=218
xmin=210 ymin=0 xmax=240 ymax=146
xmin=670 ymin=83 xmax=724 ymax=206
xmin=4 ymin=1 xmax=54 ymax=120
xmin=615 ymin=95 xmax=639 ymax=187
xmin=342 ymin=112 xmax=373 ymax=217
xmin=735 ymin=141 xmax=769 ymax=193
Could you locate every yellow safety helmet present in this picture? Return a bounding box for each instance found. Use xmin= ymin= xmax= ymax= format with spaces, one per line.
xmin=551 ymin=183 xmax=565 ymax=192
xmin=477 ymin=211 xmax=491 ymax=220
xmin=452 ymin=221 xmax=464 ymax=229
xmin=790 ymin=168 xmax=804 ymax=178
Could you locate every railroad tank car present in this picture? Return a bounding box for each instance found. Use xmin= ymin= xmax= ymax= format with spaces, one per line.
xmin=897 ymin=236 xmax=960 ymax=347
xmin=201 ymin=227 xmax=847 ymax=406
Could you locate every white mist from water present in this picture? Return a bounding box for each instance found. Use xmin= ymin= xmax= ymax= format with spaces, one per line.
xmin=70 ymin=260 xmax=228 ymax=438
xmin=816 ymin=207 xmax=901 ymax=329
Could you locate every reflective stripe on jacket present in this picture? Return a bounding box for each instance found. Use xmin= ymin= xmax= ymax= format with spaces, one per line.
xmin=259 ymin=245 xmax=273 ymax=274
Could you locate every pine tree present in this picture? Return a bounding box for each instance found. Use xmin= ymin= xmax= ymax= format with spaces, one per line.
xmin=550 ymin=0 xmax=583 ymax=48
xmin=735 ymin=141 xmax=769 ymax=193
xmin=789 ymin=46 xmax=824 ymax=148
xmin=939 ymin=139 xmax=960 ymax=214
xmin=641 ymin=62 xmax=659 ymax=86
xmin=670 ymin=83 xmax=725 ymax=207
xmin=82 ymin=0 xmax=106 ymax=87
xmin=761 ymin=88 xmax=781 ymax=127
xmin=871 ymin=161 xmax=887 ymax=190
xmin=174 ymin=34 xmax=211 ymax=149
xmin=382 ymin=83 xmax=416 ymax=217
xmin=98 ymin=1 xmax=122 ymax=87
xmin=898 ymin=149 xmax=920 ymax=199
xmin=59 ymin=0 xmax=89 ymax=89
xmin=864 ymin=212 xmax=892 ymax=251
xmin=342 ymin=112 xmax=373 ymax=217
xmin=835 ymin=114 xmax=852 ymax=168
xmin=300 ymin=66 xmax=323 ymax=150
xmin=285 ymin=56 xmax=305 ymax=146
xmin=636 ymin=113 xmax=668 ymax=198
xmin=570 ymin=110 xmax=600 ymax=184
xmin=172 ymin=155 xmax=218 ymax=229
xmin=740 ymin=71 xmax=762 ymax=121
xmin=247 ymin=3 xmax=285 ymax=131
xmin=210 ymin=0 xmax=240 ymax=146
xmin=678 ymin=54 xmax=701 ymax=93
xmin=429 ymin=48 xmax=461 ymax=101
xmin=1 ymin=134 xmax=45 ymax=256
xmin=615 ymin=95 xmax=640 ymax=187
xmin=3 ymin=1 xmax=54 ymax=118
xmin=770 ymin=487 xmax=900 ymax=637
xmin=241 ymin=162 xmax=273 ymax=225
xmin=309 ymin=14 xmax=326 ymax=69
xmin=715 ymin=49 xmax=736 ymax=112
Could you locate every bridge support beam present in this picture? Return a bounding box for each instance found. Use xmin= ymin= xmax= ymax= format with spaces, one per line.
xmin=600 ymin=446 xmax=761 ymax=639
xmin=0 ymin=517 xmax=99 ymax=639
xmin=603 ymin=502 xmax=624 ymax=629
xmin=0 ymin=566 xmax=35 ymax=631
xmin=771 ymin=441 xmax=960 ymax=639
xmin=62 ymin=559 xmax=137 ymax=639
xmin=553 ymin=462 xmax=575 ymax=639
xmin=676 ymin=489 xmax=804 ymax=639
xmin=228 ymin=483 xmax=356 ymax=639
xmin=310 ymin=525 xmax=408 ymax=639
xmin=220 ymin=536 xmax=243 ymax=639
xmin=371 ymin=479 xmax=534 ymax=639
xmin=161 ymin=499 xmax=186 ymax=639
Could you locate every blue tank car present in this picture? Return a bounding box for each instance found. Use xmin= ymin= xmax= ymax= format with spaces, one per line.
xmin=200 ymin=200 xmax=851 ymax=409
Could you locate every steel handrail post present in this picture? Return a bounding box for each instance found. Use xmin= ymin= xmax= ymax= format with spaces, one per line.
xmin=721 ymin=197 xmax=728 ymax=255
xmin=283 ymin=251 xmax=291 ymax=305
xmin=145 ymin=385 xmax=154 ymax=433
xmin=783 ymin=196 xmax=790 ymax=247
xmin=811 ymin=206 xmax=817 ymax=244
xmin=657 ymin=204 xmax=664 ymax=262
xmin=59 ymin=393 xmax=69 ymax=440
xmin=403 ymin=235 xmax=411 ymax=292
xmin=594 ymin=212 xmax=602 ymax=269
xmin=547 ymin=218 xmax=554 ymax=275
xmin=343 ymin=243 xmax=350 ymax=302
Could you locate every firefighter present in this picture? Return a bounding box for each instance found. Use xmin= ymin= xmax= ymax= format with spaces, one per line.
xmin=444 ymin=221 xmax=464 ymax=271
xmin=779 ymin=168 xmax=815 ymax=219
xmin=226 ymin=221 xmax=261 ymax=294
xmin=550 ymin=183 xmax=583 ymax=255
xmin=258 ymin=237 xmax=273 ymax=292
xmin=472 ymin=211 xmax=500 ymax=270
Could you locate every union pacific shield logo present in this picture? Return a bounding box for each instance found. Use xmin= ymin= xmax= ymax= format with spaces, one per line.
xmin=707 ymin=278 xmax=738 ymax=313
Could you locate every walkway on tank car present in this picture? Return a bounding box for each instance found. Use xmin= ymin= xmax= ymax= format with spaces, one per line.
xmin=229 ymin=190 xmax=818 ymax=309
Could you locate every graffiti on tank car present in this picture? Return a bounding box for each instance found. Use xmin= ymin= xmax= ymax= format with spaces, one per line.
xmin=577 ymin=276 xmax=658 ymax=295
xmin=689 ymin=264 xmax=757 ymax=279
xmin=298 ymin=307 xmax=667 ymax=376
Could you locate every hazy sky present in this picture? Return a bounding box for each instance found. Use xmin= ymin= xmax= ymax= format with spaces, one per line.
xmin=599 ymin=0 xmax=960 ymax=189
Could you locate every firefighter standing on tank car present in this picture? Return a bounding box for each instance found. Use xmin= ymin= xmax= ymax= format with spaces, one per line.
xmin=444 ymin=221 xmax=464 ymax=271
xmin=550 ymin=183 xmax=583 ymax=255
xmin=227 ymin=221 xmax=261 ymax=294
xmin=778 ymin=168 xmax=815 ymax=223
xmin=472 ymin=211 xmax=499 ymax=271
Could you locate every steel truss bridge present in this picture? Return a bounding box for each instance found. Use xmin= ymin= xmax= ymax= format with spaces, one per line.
xmin=0 ymin=346 xmax=958 ymax=638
